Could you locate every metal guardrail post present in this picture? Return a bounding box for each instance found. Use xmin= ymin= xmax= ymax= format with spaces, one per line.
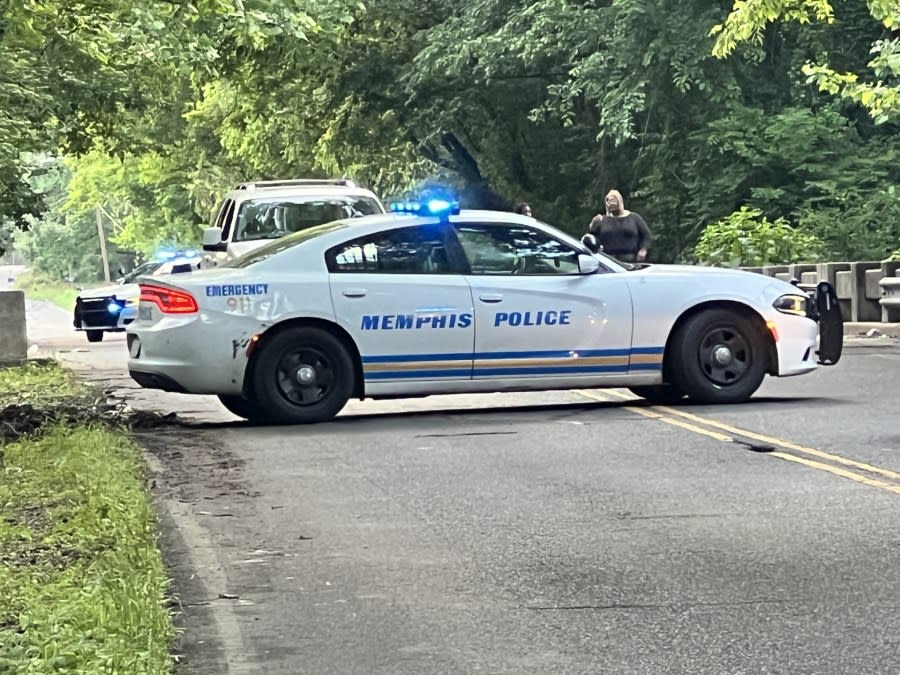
xmin=0 ymin=290 xmax=27 ymax=366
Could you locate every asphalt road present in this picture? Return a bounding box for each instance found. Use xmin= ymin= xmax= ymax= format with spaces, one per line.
xmin=26 ymin=301 xmax=900 ymax=675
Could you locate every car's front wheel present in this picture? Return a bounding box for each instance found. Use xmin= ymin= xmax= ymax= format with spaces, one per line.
xmin=217 ymin=395 xmax=270 ymax=423
xmin=668 ymin=308 xmax=768 ymax=404
xmin=250 ymin=326 xmax=355 ymax=424
xmin=86 ymin=330 xmax=104 ymax=343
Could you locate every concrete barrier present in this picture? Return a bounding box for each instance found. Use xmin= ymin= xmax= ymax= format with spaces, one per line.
xmin=0 ymin=290 xmax=27 ymax=366
xmin=742 ymin=260 xmax=900 ymax=325
xmin=880 ymin=261 xmax=900 ymax=322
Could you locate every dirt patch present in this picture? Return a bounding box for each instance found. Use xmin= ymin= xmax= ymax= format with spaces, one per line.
xmin=0 ymin=395 xmax=183 ymax=444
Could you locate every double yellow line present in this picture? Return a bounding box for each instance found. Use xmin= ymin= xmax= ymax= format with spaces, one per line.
xmin=575 ymin=389 xmax=900 ymax=496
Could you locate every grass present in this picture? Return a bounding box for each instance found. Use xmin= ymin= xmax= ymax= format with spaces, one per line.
xmin=13 ymin=270 xmax=106 ymax=311
xmin=0 ymin=360 xmax=85 ymax=406
xmin=0 ymin=362 xmax=175 ymax=674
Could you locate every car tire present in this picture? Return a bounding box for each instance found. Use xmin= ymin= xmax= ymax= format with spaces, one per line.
xmin=217 ymin=395 xmax=270 ymax=423
xmin=628 ymin=384 xmax=686 ymax=405
xmin=668 ymin=309 xmax=768 ymax=404
xmin=86 ymin=330 xmax=104 ymax=343
xmin=251 ymin=326 xmax=354 ymax=424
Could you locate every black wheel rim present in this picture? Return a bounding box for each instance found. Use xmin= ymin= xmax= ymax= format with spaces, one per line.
xmin=697 ymin=325 xmax=751 ymax=386
xmin=275 ymin=346 xmax=336 ymax=407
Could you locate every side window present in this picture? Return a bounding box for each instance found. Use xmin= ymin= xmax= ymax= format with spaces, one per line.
xmin=454 ymin=223 xmax=580 ymax=275
xmin=327 ymin=226 xmax=454 ymax=274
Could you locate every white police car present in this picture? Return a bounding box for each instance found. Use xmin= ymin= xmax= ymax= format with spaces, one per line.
xmin=74 ymin=252 xmax=201 ymax=342
xmin=126 ymin=199 xmax=842 ymax=423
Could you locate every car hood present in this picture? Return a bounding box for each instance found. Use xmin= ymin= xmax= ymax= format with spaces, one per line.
xmin=78 ymin=282 xmax=139 ymax=300
xmin=628 ymin=263 xmax=801 ymax=294
xmin=229 ymin=240 xmax=269 ymax=258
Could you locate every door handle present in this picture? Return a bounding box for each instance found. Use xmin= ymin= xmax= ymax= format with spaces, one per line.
xmin=342 ymin=289 xmax=367 ymax=298
xmin=478 ymin=294 xmax=503 ymax=303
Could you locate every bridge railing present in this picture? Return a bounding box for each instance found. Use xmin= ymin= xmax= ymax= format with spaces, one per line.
xmin=739 ymin=261 xmax=900 ymax=323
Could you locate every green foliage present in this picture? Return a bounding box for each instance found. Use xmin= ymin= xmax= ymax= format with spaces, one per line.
xmin=711 ymin=0 xmax=900 ymax=121
xmin=2 ymin=0 xmax=899 ymax=265
xmin=694 ymin=206 xmax=824 ymax=267
xmin=0 ymin=363 xmax=175 ymax=674
xmin=12 ymin=271 xmax=84 ymax=311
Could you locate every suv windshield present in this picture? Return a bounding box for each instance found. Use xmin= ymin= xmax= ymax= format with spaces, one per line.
xmin=122 ymin=260 xmax=165 ymax=283
xmin=233 ymin=196 xmax=382 ymax=242
xmin=226 ymin=221 xmax=350 ymax=269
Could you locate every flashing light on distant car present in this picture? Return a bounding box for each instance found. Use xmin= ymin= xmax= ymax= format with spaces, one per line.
xmin=155 ymin=249 xmax=200 ymax=261
xmin=107 ymin=301 xmax=122 ymax=314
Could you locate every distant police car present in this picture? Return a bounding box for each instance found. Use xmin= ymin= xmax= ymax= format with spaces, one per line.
xmin=74 ymin=252 xmax=201 ymax=343
xmin=126 ymin=200 xmax=842 ymax=423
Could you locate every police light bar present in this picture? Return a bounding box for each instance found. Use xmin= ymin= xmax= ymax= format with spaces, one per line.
xmin=390 ymin=198 xmax=460 ymax=218
xmin=155 ymin=249 xmax=200 ymax=261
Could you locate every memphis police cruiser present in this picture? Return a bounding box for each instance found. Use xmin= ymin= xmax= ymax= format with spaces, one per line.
xmin=73 ymin=251 xmax=201 ymax=343
xmin=126 ymin=197 xmax=842 ymax=424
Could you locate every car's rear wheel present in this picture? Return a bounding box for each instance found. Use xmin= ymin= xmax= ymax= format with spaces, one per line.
xmin=250 ymin=326 xmax=354 ymax=424
xmin=668 ymin=308 xmax=768 ymax=404
xmin=217 ymin=395 xmax=270 ymax=423
xmin=86 ymin=330 xmax=104 ymax=343
xmin=628 ymin=384 xmax=686 ymax=405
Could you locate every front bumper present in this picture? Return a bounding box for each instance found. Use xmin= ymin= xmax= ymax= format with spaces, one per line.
xmin=73 ymin=296 xmax=135 ymax=332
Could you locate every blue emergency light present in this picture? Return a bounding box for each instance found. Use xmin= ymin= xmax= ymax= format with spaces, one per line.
xmin=390 ymin=195 xmax=460 ymax=220
xmin=155 ymin=248 xmax=200 ymax=261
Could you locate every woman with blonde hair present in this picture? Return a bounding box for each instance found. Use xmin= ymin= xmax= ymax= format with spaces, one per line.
xmin=584 ymin=189 xmax=651 ymax=262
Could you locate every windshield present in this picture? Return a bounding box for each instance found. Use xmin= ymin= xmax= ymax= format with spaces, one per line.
xmin=226 ymin=221 xmax=350 ymax=269
xmin=122 ymin=260 xmax=165 ymax=283
xmin=233 ymin=196 xmax=383 ymax=242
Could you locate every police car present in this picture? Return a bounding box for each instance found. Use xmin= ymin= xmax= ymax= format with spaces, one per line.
xmin=73 ymin=252 xmax=201 ymax=342
xmin=126 ymin=199 xmax=842 ymax=424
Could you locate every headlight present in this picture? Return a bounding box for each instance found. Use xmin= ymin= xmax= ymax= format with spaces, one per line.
xmin=773 ymin=294 xmax=807 ymax=316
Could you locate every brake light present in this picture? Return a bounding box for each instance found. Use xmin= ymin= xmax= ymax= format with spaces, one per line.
xmin=139 ymin=284 xmax=199 ymax=314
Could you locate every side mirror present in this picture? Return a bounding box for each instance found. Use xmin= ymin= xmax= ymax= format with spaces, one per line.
xmin=577 ymin=254 xmax=601 ymax=275
xmin=202 ymin=227 xmax=227 ymax=252
xmin=581 ymin=233 xmax=602 ymax=253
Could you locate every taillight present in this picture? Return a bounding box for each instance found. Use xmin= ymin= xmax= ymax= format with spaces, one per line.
xmin=139 ymin=284 xmax=199 ymax=314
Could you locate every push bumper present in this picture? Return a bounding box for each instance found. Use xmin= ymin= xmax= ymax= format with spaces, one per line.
xmin=799 ymin=280 xmax=843 ymax=365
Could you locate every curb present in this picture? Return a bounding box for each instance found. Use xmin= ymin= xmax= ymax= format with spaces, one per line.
xmin=843 ymin=322 xmax=900 ymax=338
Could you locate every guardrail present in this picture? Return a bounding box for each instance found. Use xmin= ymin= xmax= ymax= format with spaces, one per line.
xmin=740 ymin=261 xmax=900 ymax=323
xmin=0 ymin=290 xmax=27 ymax=366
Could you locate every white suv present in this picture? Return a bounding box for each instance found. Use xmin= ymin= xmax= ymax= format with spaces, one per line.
xmin=202 ymin=179 xmax=386 ymax=266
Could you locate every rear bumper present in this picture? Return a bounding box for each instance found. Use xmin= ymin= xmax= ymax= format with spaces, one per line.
xmin=126 ymin=315 xmax=248 ymax=396
xmin=129 ymin=370 xmax=189 ymax=393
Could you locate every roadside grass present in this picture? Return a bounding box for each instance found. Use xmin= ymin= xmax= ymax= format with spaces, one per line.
xmin=0 ymin=361 xmax=175 ymax=674
xmin=13 ymin=270 xmax=101 ymax=311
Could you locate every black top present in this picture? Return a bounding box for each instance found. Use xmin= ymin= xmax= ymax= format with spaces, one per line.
xmin=588 ymin=212 xmax=652 ymax=256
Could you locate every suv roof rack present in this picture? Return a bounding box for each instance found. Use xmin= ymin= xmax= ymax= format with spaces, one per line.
xmin=235 ymin=179 xmax=358 ymax=190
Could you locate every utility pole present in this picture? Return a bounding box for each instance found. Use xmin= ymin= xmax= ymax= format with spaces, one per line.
xmin=95 ymin=206 xmax=111 ymax=283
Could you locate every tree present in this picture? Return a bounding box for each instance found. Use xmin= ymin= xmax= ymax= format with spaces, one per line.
xmin=711 ymin=0 xmax=900 ymax=122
